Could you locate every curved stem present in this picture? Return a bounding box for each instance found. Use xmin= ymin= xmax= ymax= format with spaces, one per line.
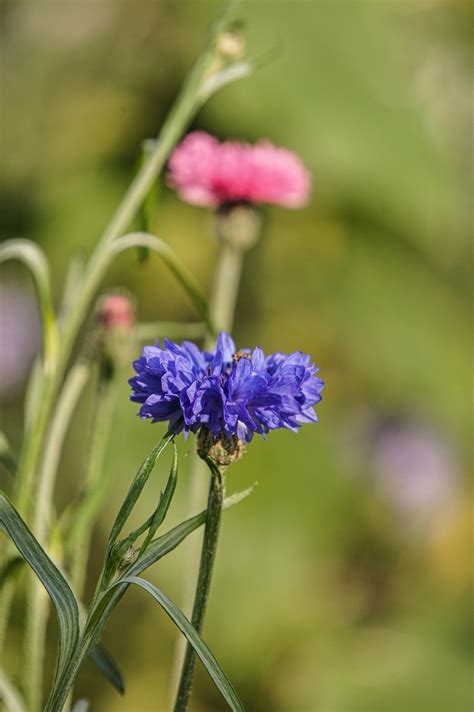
xmin=0 ymin=239 xmax=58 ymax=372
xmin=109 ymin=232 xmax=215 ymax=334
xmin=173 ymin=463 xmax=224 ymax=712
xmin=24 ymin=362 xmax=90 ymax=712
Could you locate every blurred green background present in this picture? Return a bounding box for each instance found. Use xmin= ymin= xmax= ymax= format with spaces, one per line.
xmin=0 ymin=1 xmax=472 ymax=710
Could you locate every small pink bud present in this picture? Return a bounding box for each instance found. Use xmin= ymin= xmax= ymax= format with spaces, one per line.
xmin=96 ymin=293 xmax=136 ymax=374
xmin=98 ymin=294 xmax=135 ymax=331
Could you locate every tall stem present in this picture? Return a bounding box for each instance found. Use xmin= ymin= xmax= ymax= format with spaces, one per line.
xmin=0 ymin=0 xmax=238 ymax=662
xmin=168 ymin=240 xmax=244 ymax=704
xmin=173 ymin=464 xmax=224 ymax=712
xmin=24 ymin=362 xmax=90 ymax=712
xmin=70 ymin=376 xmax=118 ymax=597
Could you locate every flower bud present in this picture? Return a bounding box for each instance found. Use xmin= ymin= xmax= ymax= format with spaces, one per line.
xmin=197 ymin=426 xmax=246 ymax=469
xmin=96 ymin=292 xmax=136 ymax=376
xmin=214 ymin=204 xmax=263 ymax=252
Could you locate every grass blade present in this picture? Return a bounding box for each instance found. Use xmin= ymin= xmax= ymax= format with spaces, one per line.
xmin=118 ymin=576 xmax=244 ymax=711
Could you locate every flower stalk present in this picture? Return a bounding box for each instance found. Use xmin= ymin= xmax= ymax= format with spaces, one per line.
xmin=173 ymin=460 xmax=225 ymax=712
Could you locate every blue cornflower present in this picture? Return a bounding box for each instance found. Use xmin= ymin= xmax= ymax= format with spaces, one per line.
xmin=129 ymin=333 xmax=324 ymax=446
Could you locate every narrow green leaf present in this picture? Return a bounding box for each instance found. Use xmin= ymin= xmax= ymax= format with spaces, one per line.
xmin=139 ymin=442 xmax=178 ymax=555
xmin=0 ymin=492 xmax=80 ymax=688
xmin=89 ymin=644 xmax=125 ymax=695
xmin=106 ymin=424 xmax=179 ymax=555
xmin=118 ymin=576 xmax=244 ymax=712
xmin=80 ymin=487 xmax=254 ymax=679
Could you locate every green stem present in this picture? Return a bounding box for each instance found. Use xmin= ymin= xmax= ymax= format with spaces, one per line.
xmin=70 ymin=376 xmax=118 ymax=598
xmin=209 ymin=241 xmax=244 ymax=335
xmin=24 ymin=362 xmax=90 ymax=712
xmin=168 ymin=239 xmax=246 ymax=705
xmin=0 ymin=0 xmax=234 ymax=655
xmin=173 ymin=463 xmax=224 ymax=712
xmin=12 ymin=0 xmax=238 ymax=525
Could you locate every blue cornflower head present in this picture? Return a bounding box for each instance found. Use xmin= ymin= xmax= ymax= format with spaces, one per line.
xmin=130 ymin=333 xmax=324 ymax=455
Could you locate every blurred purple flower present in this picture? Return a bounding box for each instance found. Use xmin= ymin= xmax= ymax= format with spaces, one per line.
xmin=371 ymin=421 xmax=460 ymax=520
xmin=0 ymin=281 xmax=40 ymax=399
xmin=129 ymin=332 xmax=323 ymax=443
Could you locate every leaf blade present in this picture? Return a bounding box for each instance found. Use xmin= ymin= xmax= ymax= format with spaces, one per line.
xmin=118 ymin=576 xmax=245 ymax=712
xmin=0 ymin=492 xmax=80 ymax=687
xmin=89 ymin=644 xmax=125 ymax=695
xmin=105 ymin=425 xmax=179 ymax=555
xmin=139 ymin=441 xmax=178 ymax=556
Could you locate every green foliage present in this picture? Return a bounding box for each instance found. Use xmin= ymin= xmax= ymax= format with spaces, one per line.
xmin=119 ymin=576 xmax=244 ymax=712
xmin=0 ymin=492 xmax=80 ymax=700
xmin=89 ymin=645 xmax=125 ymax=696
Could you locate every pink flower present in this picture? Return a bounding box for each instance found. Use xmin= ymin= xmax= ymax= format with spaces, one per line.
xmin=168 ymin=131 xmax=311 ymax=209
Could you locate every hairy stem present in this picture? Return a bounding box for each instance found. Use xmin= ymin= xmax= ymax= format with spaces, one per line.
xmin=173 ymin=464 xmax=224 ymax=712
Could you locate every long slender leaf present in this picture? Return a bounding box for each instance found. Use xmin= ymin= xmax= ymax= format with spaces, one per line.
xmin=118 ymin=576 xmax=244 ymax=711
xmin=105 ymin=440 xmax=177 ymax=578
xmin=89 ymin=644 xmax=125 ymax=695
xmin=106 ymin=424 xmax=179 ymax=555
xmin=0 ymin=492 xmax=80 ymax=687
xmin=80 ymin=486 xmax=255 ymax=688
xmin=139 ymin=442 xmax=178 ymax=555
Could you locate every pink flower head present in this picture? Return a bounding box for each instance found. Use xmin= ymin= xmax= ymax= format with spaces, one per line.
xmin=168 ymin=131 xmax=311 ymax=209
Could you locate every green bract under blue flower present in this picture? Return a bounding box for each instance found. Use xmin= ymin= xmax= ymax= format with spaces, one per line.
xmin=129 ymin=333 xmax=324 ymax=443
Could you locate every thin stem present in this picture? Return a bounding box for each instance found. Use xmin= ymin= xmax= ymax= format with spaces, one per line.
xmin=168 ymin=239 xmax=245 ymax=704
xmin=70 ymin=376 xmax=118 ymax=597
xmin=173 ymin=464 xmax=224 ymax=712
xmin=24 ymin=362 xmax=90 ymax=712
xmin=0 ymin=371 xmax=56 ymax=653
xmin=209 ymin=241 xmax=244 ymax=334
